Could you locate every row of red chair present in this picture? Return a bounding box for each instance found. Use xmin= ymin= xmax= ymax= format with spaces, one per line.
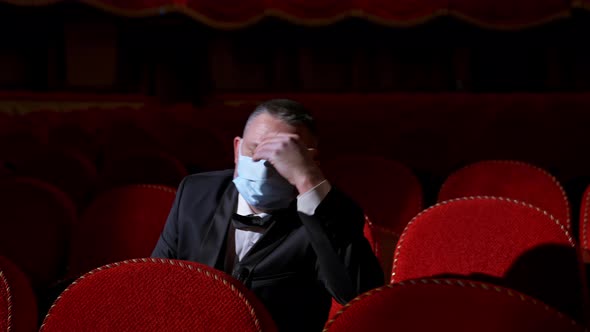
xmin=390 ymin=197 xmax=585 ymax=321
xmin=0 ymin=106 xmax=235 ymax=172
xmin=0 ymin=178 xmax=176 ymax=291
xmin=1 ymin=147 xmax=186 ymax=211
xmin=0 ymin=176 xmax=588 ymax=328
xmin=325 ymin=158 xmax=574 ymax=274
xmin=1 ymin=154 xmax=589 ymax=323
xmin=0 ymin=157 xmax=585 ymax=287
xmin=325 ymin=157 xmax=586 ymax=321
xmin=2 ymin=256 xmax=584 ymax=332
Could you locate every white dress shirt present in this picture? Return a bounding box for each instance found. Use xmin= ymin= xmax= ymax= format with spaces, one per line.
xmin=234 ymin=180 xmax=332 ymax=261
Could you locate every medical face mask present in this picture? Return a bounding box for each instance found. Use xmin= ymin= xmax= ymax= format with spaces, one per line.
xmin=232 ymin=141 xmax=297 ymax=210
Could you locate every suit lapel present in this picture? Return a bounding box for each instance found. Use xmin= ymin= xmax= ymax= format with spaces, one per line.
xmin=196 ymin=183 xmax=238 ymax=268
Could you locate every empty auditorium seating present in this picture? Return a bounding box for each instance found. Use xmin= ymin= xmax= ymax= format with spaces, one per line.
xmin=48 ymin=124 xmax=100 ymax=162
xmin=0 ymin=132 xmax=46 ymax=166
xmin=12 ymin=148 xmax=98 ymax=210
xmin=99 ymin=149 xmax=188 ymax=189
xmin=0 ymin=177 xmax=76 ymax=290
xmin=324 ymin=279 xmax=584 ymax=332
xmin=0 ymin=256 xmax=38 ymax=332
xmin=100 ymin=119 xmax=161 ymax=156
xmin=322 ymin=155 xmax=422 ymax=276
xmin=40 ymin=259 xmax=277 ymax=332
xmin=438 ymin=160 xmax=571 ymax=230
xmin=391 ymin=197 xmax=584 ymax=321
xmin=67 ymin=185 xmax=176 ymax=277
xmin=153 ymin=122 xmax=234 ymax=172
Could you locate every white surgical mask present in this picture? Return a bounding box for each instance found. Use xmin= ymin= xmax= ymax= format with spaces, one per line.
xmin=232 ymin=141 xmax=297 ymax=210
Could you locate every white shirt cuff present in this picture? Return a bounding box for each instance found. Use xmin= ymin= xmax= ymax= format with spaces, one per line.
xmin=296 ymin=180 xmax=332 ymax=216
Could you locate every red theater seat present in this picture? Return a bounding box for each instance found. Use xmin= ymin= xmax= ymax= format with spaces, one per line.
xmin=154 ymin=122 xmax=234 ymax=172
xmin=40 ymin=259 xmax=277 ymax=332
xmin=324 ymin=279 xmax=584 ymax=332
xmin=0 ymin=132 xmax=46 ymax=165
xmin=67 ymin=185 xmax=176 ymax=277
xmin=391 ymin=197 xmax=584 ymax=321
xmin=0 ymin=256 xmax=38 ymax=332
xmin=323 ymin=155 xmax=422 ymax=276
xmin=0 ymin=178 xmax=76 ymax=290
xmin=438 ymin=160 xmax=571 ymax=231
xmin=100 ymin=120 xmax=161 ymax=156
xmin=12 ymin=149 xmax=98 ymax=210
xmin=48 ymin=124 xmax=100 ymax=162
xmin=99 ymin=149 xmax=188 ymax=189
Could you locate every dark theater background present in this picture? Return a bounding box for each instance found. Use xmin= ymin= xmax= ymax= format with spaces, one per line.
xmin=1 ymin=0 xmax=590 ymax=331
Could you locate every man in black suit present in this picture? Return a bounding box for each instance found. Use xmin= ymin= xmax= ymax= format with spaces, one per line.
xmin=152 ymin=99 xmax=384 ymax=331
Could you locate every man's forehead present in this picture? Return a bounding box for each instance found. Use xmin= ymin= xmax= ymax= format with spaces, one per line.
xmin=243 ymin=114 xmax=299 ymax=140
xmin=242 ymin=112 xmax=317 ymax=148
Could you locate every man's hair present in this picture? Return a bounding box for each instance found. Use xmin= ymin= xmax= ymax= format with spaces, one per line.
xmin=244 ymin=99 xmax=317 ymax=138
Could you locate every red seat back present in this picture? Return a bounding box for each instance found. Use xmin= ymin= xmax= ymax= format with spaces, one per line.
xmin=324 ymin=279 xmax=584 ymax=332
xmin=41 ymin=259 xmax=277 ymax=332
xmin=0 ymin=256 xmax=38 ymax=332
xmin=67 ymin=185 xmax=176 ymax=277
xmin=0 ymin=178 xmax=76 ymax=290
xmin=13 ymin=149 xmax=98 ymax=210
xmin=323 ymin=155 xmax=422 ymax=276
xmin=100 ymin=149 xmax=188 ymax=189
xmin=48 ymin=124 xmax=100 ymax=162
xmin=154 ymin=122 xmax=234 ymax=172
xmin=391 ymin=197 xmax=584 ymax=321
xmin=438 ymin=160 xmax=571 ymax=230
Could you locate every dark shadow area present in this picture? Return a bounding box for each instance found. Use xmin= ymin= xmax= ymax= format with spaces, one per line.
xmin=432 ymin=244 xmax=586 ymax=323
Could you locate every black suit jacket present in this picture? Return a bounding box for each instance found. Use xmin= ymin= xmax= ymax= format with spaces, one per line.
xmin=152 ymin=170 xmax=384 ymax=331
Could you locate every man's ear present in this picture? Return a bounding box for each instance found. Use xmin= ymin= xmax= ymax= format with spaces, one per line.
xmin=308 ymin=148 xmax=321 ymax=165
xmin=233 ymin=137 xmax=241 ymax=165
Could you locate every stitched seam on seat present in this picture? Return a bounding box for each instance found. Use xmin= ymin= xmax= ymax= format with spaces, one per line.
xmin=322 ymin=278 xmax=581 ymax=331
xmin=0 ymin=269 xmax=12 ymax=332
xmin=127 ymin=184 xmax=177 ymax=194
xmin=582 ymin=188 xmax=590 ymax=255
xmin=41 ymin=258 xmax=263 ymax=332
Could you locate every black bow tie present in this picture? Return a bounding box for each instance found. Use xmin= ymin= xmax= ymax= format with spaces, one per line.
xmin=231 ymin=213 xmax=274 ymax=230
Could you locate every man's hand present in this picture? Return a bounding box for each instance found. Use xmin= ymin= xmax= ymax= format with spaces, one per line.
xmin=252 ymin=133 xmax=325 ymax=194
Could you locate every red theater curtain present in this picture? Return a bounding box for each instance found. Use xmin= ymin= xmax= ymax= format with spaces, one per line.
xmin=0 ymin=0 xmax=577 ymax=29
